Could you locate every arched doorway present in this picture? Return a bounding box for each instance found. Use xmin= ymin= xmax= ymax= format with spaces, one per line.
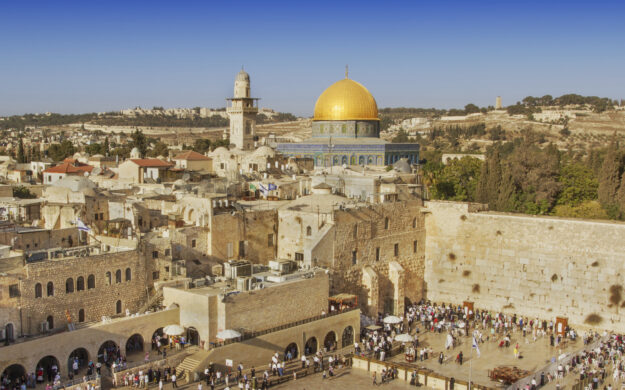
xmin=304 ymin=337 xmax=317 ymax=355
xmin=125 ymin=334 xmax=144 ymax=357
xmin=1 ymin=364 xmax=26 ymax=385
xmin=152 ymin=328 xmax=168 ymax=351
xmin=97 ymin=340 xmax=119 ymax=364
xmin=35 ymin=355 xmax=60 ymax=383
xmin=324 ymin=331 xmax=337 ymax=352
xmin=342 ymin=326 xmax=354 ymax=348
xmin=187 ymin=327 xmax=199 ymax=346
xmin=67 ymin=348 xmax=89 ymax=376
xmin=5 ymin=323 xmax=15 ymax=342
xmin=284 ymin=343 xmax=298 ymax=360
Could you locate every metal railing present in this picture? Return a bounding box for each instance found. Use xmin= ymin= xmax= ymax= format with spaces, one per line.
xmin=209 ymin=307 xmax=358 ymax=349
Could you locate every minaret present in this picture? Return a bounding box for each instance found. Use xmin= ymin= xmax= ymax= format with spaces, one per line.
xmin=226 ymin=68 xmax=259 ymax=150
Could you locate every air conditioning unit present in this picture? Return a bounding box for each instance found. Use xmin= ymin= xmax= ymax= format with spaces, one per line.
xmin=40 ymin=321 xmax=49 ymax=333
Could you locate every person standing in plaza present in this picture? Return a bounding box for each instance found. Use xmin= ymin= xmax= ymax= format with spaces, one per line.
xmin=372 ymin=371 xmax=377 ymax=386
xmin=171 ymin=372 xmax=177 ymax=388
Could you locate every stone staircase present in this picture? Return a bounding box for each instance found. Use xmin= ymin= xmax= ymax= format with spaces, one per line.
xmin=176 ymin=349 xmax=210 ymax=383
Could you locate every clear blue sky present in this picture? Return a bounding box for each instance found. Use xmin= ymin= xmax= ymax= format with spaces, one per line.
xmin=1 ymin=0 xmax=623 ymax=117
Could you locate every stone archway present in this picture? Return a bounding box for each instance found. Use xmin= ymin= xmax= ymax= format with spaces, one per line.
xmin=67 ymin=348 xmax=89 ymax=376
xmin=1 ymin=364 xmax=26 ymax=385
xmin=35 ymin=355 xmax=60 ymax=383
xmin=304 ymin=337 xmax=317 ymax=355
xmin=284 ymin=343 xmax=298 ymax=360
xmin=187 ymin=327 xmax=200 ymax=346
xmin=97 ymin=340 xmax=119 ymax=364
xmin=323 ymin=331 xmax=337 ymax=352
xmin=125 ymin=334 xmax=144 ymax=356
xmin=151 ymin=328 xmax=168 ymax=351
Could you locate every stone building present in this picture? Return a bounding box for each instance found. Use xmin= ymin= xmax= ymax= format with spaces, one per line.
xmin=277 ymin=72 xmax=420 ymax=167
xmin=276 ymin=189 xmax=425 ymax=317
xmin=0 ymin=247 xmax=150 ymax=337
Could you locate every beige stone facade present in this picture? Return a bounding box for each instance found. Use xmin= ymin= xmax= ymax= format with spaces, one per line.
xmin=424 ymin=200 xmax=625 ymax=332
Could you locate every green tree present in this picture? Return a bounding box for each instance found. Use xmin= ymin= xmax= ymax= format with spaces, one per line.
xmin=147 ymin=142 xmax=169 ymax=158
xmin=557 ymin=162 xmax=598 ymax=207
xmin=597 ymin=137 xmax=621 ymax=207
xmin=464 ymin=103 xmax=480 ymax=114
xmin=192 ymin=139 xmax=212 ymax=154
xmin=47 ymin=140 xmax=75 ymax=161
xmin=17 ymin=137 xmax=26 ymax=163
xmin=131 ymin=129 xmax=148 ymax=158
xmin=391 ymin=130 xmax=411 ymax=143
xmin=103 ymin=137 xmax=110 ymax=156
xmin=13 ymin=186 xmax=36 ymax=199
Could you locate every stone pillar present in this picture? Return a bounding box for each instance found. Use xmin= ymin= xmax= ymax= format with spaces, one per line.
xmin=388 ymin=261 xmax=405 ymax=316
xmin=361 ymin=267 xmax=379 ymax=317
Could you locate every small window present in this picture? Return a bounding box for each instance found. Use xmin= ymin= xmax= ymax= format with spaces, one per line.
xmin=99 ymin=213 xmax=104 ymax=220
xmin=125 ymin=268 xmax=131 ymax=282
xmin=94 ymin=214 xmax=99 ymax=221
xmin=115 ymin=270 xmax=122 ymax=283
xmin=352 ymin=250 xmax=357 ymax=265
xmin=152 ymin=251 xmax=159 ymax=259
xmin=88 ymin=274 xmax=95 ymax=289
xmin=353 ymin=225 xmax=358 ymax=239
xmin=78 ymin=309 xmax=85 ymax=322
xmin=164 ymin=266 xmax=170 ymax=273
xmin=412 ymin=217 xmax=417 ymax=228
xmin=9 ymin=284 xmax=20 ymax=298
xmin=413 ymin=240 xmax=418 ymax=253
xmin=106 ymin=271 xmax=112 ymax=285
xmin=66 ymin=278 xmax=74 ymax=293
xmin=47 ymin=315 xmax=54 ymax=329
xmin=267 ymin=234 xmax=274 ymax=247
xmin=384 ymin=217 xmax=389 ymax=230
xmin=394 ymin=243 xmax=399 ymax=257
xmin=191 ymin=239 xmax=196 ymax=248
xmin=375 ymin=247 xmax=380 ymax=261
xmin=306 ymin=226 xmax=312 ymax=236
xmin=165 ymin=249 xmax=171 ymax=256
xmin=295 ymin=252 xmax=304 ymax=261
xmin=239 ymin=240 xmax=245 ymax=257
xmin=152 ymin=271 xmax=160 ymax=280
xmin=35 ymin=283 xmax=42 ymax=298
xmin=116 ymin=300 xmax=122 ymax=314
xmin=47 ymin=281 xmax=54 ymax=297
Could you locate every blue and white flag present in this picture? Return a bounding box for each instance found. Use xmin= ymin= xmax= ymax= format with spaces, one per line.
xmin=472 ymin=336 xmax=480 ymax=357
xmin=268 ymin=183 xmax=277 ymax=191
xmin=76 ymin=218 xmax=91 ymax=232
xmin=259 ymin=184 xmax=268 ymax=196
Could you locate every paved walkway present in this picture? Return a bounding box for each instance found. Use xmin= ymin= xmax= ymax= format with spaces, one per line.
xmin=388 ymin=328 xmax=581 ymax=388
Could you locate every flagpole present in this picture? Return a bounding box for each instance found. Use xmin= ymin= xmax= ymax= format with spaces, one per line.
xmin=469 ymin=345 xmax=472 ymax=390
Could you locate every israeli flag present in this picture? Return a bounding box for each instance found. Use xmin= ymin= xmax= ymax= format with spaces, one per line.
xmin=259 ymin=184 xmax=268 ymax=196
xmin=472 ymin=336 xmax=480 ymax=358
xmin=76 ymin=218 xmax=91 ymax=232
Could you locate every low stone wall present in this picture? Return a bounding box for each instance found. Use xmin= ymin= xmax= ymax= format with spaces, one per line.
xmin=64 ymin=377 xmax=100 ymax=390
xmin=351 ymin=355 xmax=497 ymax=390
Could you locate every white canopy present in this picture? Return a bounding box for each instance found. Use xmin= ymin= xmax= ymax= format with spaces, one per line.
xmin=163 ymin=324 xmax=185 ymax=336
xmin=395 ymin=333 xmax=413 ymax=342
xmin=216 ymin=329 xmax=241 ymax=340
xmin=383 ymin=315 xmax=402 ymax=324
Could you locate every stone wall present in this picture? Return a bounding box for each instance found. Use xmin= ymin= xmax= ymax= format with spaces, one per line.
xmin=424 ymin=201 xmax=625 ymax=332
xmin=0 ymin=227 xmax=80 ymax=251
xmin=221 ymin=271 xmax=329 ymax=332
xmin=210 ymin=210 xmax=277 ymax=265
xmin=330 ymin=200 xmax=426 ymax=316
xmin=17 ymin=250 xmax=149 ymax=334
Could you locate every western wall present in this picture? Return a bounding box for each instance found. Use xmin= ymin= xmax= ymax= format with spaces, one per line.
xmin=423 ymin=200 xmax=625 ymax=332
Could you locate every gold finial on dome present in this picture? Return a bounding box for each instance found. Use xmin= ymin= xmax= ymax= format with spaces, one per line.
xmin=345 ymin=65 xmax=348 ymax=79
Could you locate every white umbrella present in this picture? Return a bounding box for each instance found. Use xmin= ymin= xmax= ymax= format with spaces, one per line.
xmin=383 ymin=315 xmax=402 ymax=324
xmin=216 ymin=329 xmax=241 ymax=340
xmin=395 ymin=333 xmax=413 ymax=342
xmin=365 ymin=325 xmax=382 ymax=331
xmin=163 ymin=324 xmax=185 ymax=336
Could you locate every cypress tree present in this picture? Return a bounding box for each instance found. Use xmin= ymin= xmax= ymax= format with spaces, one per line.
xmin=598 ymin=137 xmax=621 ymax=206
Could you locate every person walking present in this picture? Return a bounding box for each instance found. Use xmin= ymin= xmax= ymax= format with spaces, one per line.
xmin=171 ymin=373 xmax=177 ymax=388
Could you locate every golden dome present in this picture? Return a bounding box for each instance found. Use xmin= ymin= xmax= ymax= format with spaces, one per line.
xmin=313 ymin=78 xmax=379 ymax=121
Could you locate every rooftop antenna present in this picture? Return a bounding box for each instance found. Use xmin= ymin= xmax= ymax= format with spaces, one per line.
xmin=345 ymin=65 xmax=349 ymax=79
